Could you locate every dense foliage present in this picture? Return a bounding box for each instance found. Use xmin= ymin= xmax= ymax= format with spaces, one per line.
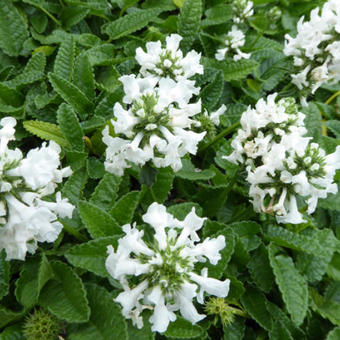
xmin=0 ymin=0 xmax=340 ymax=339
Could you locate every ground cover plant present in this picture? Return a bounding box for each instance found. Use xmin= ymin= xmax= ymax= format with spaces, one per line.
xmin=0 ymin=0 xmax=340 ymax=339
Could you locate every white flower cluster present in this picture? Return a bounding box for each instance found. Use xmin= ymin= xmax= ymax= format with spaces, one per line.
xmin=103 ymin=34 xmax=225 ymax=176
xmin=284 ymin=0 xmax=340 ymax=97
xmin=0 ymin=117 xmax=74 ymax=260
xmin=225 ymin=94 xmax=340 ymax=224
xmin=215 ymin=25 xmax=251 ymax=62
xmin=232 ymin=0 xmax=254 ymax=24
xmin=215 ymin=0 xmax=253 ymax=61
xmin=105 ymin=203 xmax=229 ymax=333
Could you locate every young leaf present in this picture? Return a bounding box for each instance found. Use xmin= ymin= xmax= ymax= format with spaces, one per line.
xmin=0 ymin=250 xmax=10 ymax=300
xmin=102 ymin=8 xmax=163 ymax=40
xmin=65 ymin=236 xmax=120 ymax=278
xmin=149 ymin=167 xmax=175 ymax=203
xmin=200 ymin=69 xmax=224 ymax=110
xmin=78 ymin=200 xmax=121 ymax=239
xmin=23 ymin=120 xmax=69 ymax=147
xmin=110 ymin=191 xmax=141 ymax=225
xmin=164 ymin=317 xmax=205 ymax=339
xmin=39 ymin=261 xmax=90 ymax=323
xmin=48 ymin=72 xmax=94 ymax=120
xmin=68 ymin=284 xmax=128 ymax=340
xmin=268 ymin=244 xmax=308 ymax=326
xmin=57 ymin=103 xmax=84 ymax=152
xmin=74 ymin=53 xmax=95 ymax=101
xmin=90 ymin=173 xmax=122 ymax=210
xmin=178 ymin=0 xmax=202 ymax=53
xmin=240 ymin=285 xmax=272 ymax=331
xmin=62 ymin=168 xmax=88 ymax=205
xmin=54 ymin=35 xmax=76 ymax=81
xmin=0 ymin=1 xmax=28 ymax=56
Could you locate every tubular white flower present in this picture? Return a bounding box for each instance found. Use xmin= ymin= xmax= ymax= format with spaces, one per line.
xmin=284 ymin=0 xmax=340 ymax=96
xmin=105 ymin=204 xmax=229 ymax=332
xmin=224 ymin=95 xmax=340 ymax=224
xmin=0 ymin=118 xmax=74 ymax=260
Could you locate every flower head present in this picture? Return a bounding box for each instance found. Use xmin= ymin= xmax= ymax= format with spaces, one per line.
xmin=105 ymin=202 xmax=230 ymax=332
xmin=0 ymin=118 xmax=74 ymax=260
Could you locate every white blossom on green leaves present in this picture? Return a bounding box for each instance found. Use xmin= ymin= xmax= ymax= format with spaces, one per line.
xmin=224 ymin=94 xmax=340 ymax=224
xmin=105 ymin=202 xmax=229 ymax=333
xmin=284 ymin=0 xmax=340 ymax=99
xmin=0 ymin=118 xmax=74 ymax=260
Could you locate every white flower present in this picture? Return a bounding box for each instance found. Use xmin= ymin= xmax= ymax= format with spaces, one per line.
xmin=0 ymin=118 xmax=74 ymax=261
xmin=215 ymin=26 xmax=251 ymax=61
xmin=284 ymin=0 xmax=340 ymax=95
xmin=232 ymin=0 xmax=254 ymax=23
xmin=105 ymin=204 xmax=229 ymax=332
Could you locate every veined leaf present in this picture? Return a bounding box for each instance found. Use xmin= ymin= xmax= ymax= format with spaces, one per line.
xmin=54 ymin=35 xmax=76 ymax=81
xmin=90 ymin=173 xmax=121 ymax=210
xmin=68 ymin=284 xmax=128 ymax=340
xmin=78 ymin=200 xmax=121 ymax=239
xmin=0 ymin=1 xmax=28 ymax=56
xmin=200 ymin=69 xmax=224 ymax=110
xmin=0 ymin=251 xmax=10 ymax=300
xmin=102 ymin=8 xmax=163 ymax=40
xmin=48 ymin=72 xmax=94 ymax=120
xmin=62 ymin=168 xmax=88 ymax=205
xmin=0 ymin=306 xmax=24 ymax=329
xmin=110 ymin=191 xmax=141 ymax=225
xmin=23 ymin=120 xmax=69 ymax=147
xmin=164 ymin=317 xmax=205 ymax=339
xmin=74 ymin=54 xmax=95 ymax=101
xmin=39 ymin=261 xmax=90 ymax=323
xmin=57 ymin=103 xmax=84 ymax=151
xmin=268 ymin=244 xmax=308 ymax=326
xmin=65 ymin=237 xmax=120 ymax=278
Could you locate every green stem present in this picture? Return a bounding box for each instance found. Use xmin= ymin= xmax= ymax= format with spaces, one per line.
xmin=37 ymin=6 xmax=61 ymax=26
xmin=149 ymin=187 xmax=158 ymax=202
xmin=325 ymin=90 xmax=340 ymax=105
xmin=199 ymin=122 xmax=240 ymax=153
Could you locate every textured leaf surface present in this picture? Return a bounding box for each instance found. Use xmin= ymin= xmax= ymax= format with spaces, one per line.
xmin=68 ymin=284 xmax=128 ymax=340
xmin=110 ymin=191 xmax=141 ymax=225
xmin=178 ymin=0 xmax=202 ymax=52
xmin=0 ymin=251 xmax=10 ymax=300
xmin=78 ymin=201 xmax=121 ymax=238
xmin=57 ymin=103 xmax=84 ymax=151
xmin=39 ymin=261 xmax=90 ymax=323
xmin=65 ymin=237 xmax=120 ymax=277
xmin=164 ymin=317 xmax=205 ymax=338
xmin=54 ymin=35 xmax=75 ymax=81
xmin=268 ymin=245 xmax=308 ymax=326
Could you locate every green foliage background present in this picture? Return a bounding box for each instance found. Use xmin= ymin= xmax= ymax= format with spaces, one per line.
xmin=0 ymin=0 xmax=340 ymax=339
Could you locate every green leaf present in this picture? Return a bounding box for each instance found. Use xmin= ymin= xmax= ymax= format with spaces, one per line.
xmin=176 ymin=159 xmax=216 ymax=181
xmin=167 ymin=202 xmax=203 ymax=220
xmin=326 ymin=328 xmax=340 ymax=340
xmin=203 ymin=58 xmax=259 ymax=81
xmin=86 ymin=158 xmax=105 ymax=179
xmin=268 ymin=244 xmax=308 ymax=326
xmin=0 ymin=324 xmax=25 ymax=340
xmin=319 ymin=191 xmax=340 ymax=211
xmin=0 ymin=82 xmax=23 ymax=106
xmin=74 ymin=54 xmax=95 ymax=101
xmin=39 ymin=261 xmax=90 ymax=323
xmin=66 ymin=150 xmax=88 ymax=171
xmin=57 ymin=103 xmax=84 ymax=151
xmin=164 ymin=317 xmax=205 ymax=338
xmin=264 ymin=225 xmax=337 ymax=259
xmin=240 ymin=285 xmax=272 ymax=331
xmin=78 ymin=200 xmax=121 ymax=238
xmin=0 ymin=250 xmax=10 ymax=300
xmin=0 ymin=1 xmax=28 ymax=56
xmin=90 ymin=173 xmax=122 ymax=210
xmin=65 ymin=237 xmax=120 ymax=278
xmin=54 ymin=35 xmax=75 ymax=81
xmin=223 ymin=318 xmax=245 ymax=340
xmin=302 ymin=103 xmax=322 ymax=143
xmin=200 ymin=70 xmax=224 ymax=110
xmin=269 ymin=321 xmax=294 ymax=340
xmin=110 ymin=191 xmax=141 ymax=225
xmin=201 ymin=4 xmax=232 ymax=26
xmin=297 ymin=252 xmax=331 ymax=282
xmin=68 ymin=284 xmax=128 ymax=340
xmin=102 ymin=8 xmax=163 ymax=40
xmin=247 ymin=244 xmax=274 ymax=293
xmin=178 ymin=0 xmax=202 ymax=52
xmin=326 ymin=120 xmax=340 ymax=139
xmin=150 ymin=167 xmax=175 ymax=203
xmin=15 ymin=255 xmax=53 ymax=308
xmin=48 ymin=72 xmax=94 ymax=120
xmin=23 ymin=120 xmax=69 ymax=147
xmin=0 ymin=306 xmax=24 ymax=328
xmin=62 ymin=168 xmax=88 ymax=205
xmin=60 ymin=6 xmax=89 ymax=30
